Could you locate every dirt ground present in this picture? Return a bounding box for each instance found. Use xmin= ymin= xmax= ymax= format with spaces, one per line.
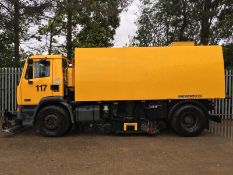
xmin=0 ymin=127 xmax=233 ymax=175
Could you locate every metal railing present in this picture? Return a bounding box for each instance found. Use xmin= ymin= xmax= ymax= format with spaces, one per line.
xmin=0 ymin=68 xmax=22 ymax=115
xmin=0 ymin=68 xmax=233 ymax=137
xmin=210 ymin=70 xmax=233 ymax=138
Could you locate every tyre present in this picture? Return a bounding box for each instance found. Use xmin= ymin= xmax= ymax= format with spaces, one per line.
xmin=171 ymin=105 xmax=207 ymax=137
xmin=2 ymin=121 xmax=12 ymax=130
xmin=36 ymin=106 xmax=71 ymax=137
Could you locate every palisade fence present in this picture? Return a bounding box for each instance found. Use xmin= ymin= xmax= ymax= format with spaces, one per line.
xmin=0 ymin=68 xmax=22 ymax=116
xmin=210 ymin=70 xmax=233 ymax=139
xmin=0 ymin=67 xmax=233 ymax=138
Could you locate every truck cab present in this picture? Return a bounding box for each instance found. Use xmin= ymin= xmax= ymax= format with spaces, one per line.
xmin=18 ymin=55 xmax=70 ymax=106
xmin=14 ymin=55 xmax=74 ymax=130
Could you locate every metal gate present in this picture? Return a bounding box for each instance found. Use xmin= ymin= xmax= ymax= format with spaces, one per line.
xmin=0 ymin=68 xmax=233 ymax=137
xmin=0 ymin=68 xmax=22 ymax=115
xmin=210 ymin=70 xmax=233 ymax=138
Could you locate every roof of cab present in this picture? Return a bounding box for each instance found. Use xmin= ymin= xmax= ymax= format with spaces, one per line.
xmin=30 ymin=55 xmax=63 ymax=59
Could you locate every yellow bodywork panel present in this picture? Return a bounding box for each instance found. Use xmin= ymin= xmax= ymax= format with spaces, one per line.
xmin=169 ymin=41 xmax=195 ymax=46
xmin=75 ymin=46 xmax=225 ymax=102
xmin=67 ymin=67 xmax=74 ymax=88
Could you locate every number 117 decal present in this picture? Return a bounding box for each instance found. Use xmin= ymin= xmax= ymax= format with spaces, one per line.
xmin=36 ymin=85 xmax=47 ymax=92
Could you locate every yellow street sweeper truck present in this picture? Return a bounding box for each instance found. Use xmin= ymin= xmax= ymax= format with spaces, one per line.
xmin=2 ymin=42 xmax=225 ymax=137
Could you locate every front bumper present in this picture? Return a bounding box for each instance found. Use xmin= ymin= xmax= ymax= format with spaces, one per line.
xmin=2 ymin=110 xmax=23 ymax=134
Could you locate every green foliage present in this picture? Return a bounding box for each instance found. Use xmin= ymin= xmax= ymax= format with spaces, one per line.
xmin=223 ymin=44 xmax=233 ymax=69
xmin=132 ymin=0 xmax=233 ymax=47
xmin=0 ymin=6 xmax=14 ymax=67
xmin=74 ymin=0 xmax=122 ymax=48
xmin=132 ymin=0 xmax=194 ymax=46
xmin=34 ymin=0 xmax=132 ymax=58
xmin=0 ymin=0 xmax=51 ymax=67
xmin=36 ymin=1 xmax=66 ymax=54
xmin=0 ymin=33 xmax=14 ymax=67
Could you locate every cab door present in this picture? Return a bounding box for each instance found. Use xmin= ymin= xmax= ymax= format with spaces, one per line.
xmin=21 ymin=59 xmax=53 ymax=105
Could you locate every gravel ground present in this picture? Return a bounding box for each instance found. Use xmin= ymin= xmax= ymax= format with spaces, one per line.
xmin=0 ymin=127 xmax=232 ymax=175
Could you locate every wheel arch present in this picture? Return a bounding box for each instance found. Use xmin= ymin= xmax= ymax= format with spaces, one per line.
xmin=33 ymin=97 xmax=74 ymax=125
xmin=168 ymin=100 xmax=209 ymax=128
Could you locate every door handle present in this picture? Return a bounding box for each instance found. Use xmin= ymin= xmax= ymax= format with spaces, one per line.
xmin=28 ymin=80 xmax=33 ymax=84
xmin=24 ymin=99 xmax=31 ymax=102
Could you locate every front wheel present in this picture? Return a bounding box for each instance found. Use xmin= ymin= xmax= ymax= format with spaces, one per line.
xmin=36 ymin=106 xmax=71 ymax=137
xmin=171 ymin=105 xmax=207 ymax=137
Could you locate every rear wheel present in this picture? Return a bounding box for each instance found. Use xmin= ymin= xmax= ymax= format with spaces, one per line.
xmin=36 ymin=106 xmax=71 ymax=137
xmin=171 ymin=105 xmax=207 ymax=137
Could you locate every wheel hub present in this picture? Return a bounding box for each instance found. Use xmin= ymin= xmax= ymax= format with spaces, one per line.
xmin=44 ymin=114 xmax=59 ymax=130
xmin=181 ymin=114 xmax=198 ymax=129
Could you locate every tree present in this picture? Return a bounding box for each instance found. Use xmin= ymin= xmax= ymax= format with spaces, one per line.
xmin=132 ymin=0 xmax=233 ymax=46
xmin=223 ymin=44 xmax=233 ymax=69
xmin=192 ymin=0 xmax=233 ymax=45
xmin=0 ymin=3 xmax=14 ymax=67
xmin=131 ymin=0 xmax=198 ymax=46
xmin=0 ymin=0 xmax=50 ymax=67
xmin=69 ymin=0 xmax=132 ymax=58
xmin=37 ymin=0 xmax=66 ymax=54
xmin=208 ymin=0 xmax=233 ymax=44
xmin=75 ymin=0 xmax=125 ymax=48
xmin=35 ymin=0 xmax=132 ymax=59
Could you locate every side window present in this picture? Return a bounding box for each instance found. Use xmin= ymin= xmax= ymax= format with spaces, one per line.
xmin=34 ymin=60 xmax=50 ymax=78
xmin=25 ymin=60 xmax=33 ymax=79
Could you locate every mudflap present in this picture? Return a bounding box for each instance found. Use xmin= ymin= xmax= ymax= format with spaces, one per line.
xmin=209 ymin=114 xmax=221 ymax=123
xmin=2 ymin=110 xmax=24 ymax=134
